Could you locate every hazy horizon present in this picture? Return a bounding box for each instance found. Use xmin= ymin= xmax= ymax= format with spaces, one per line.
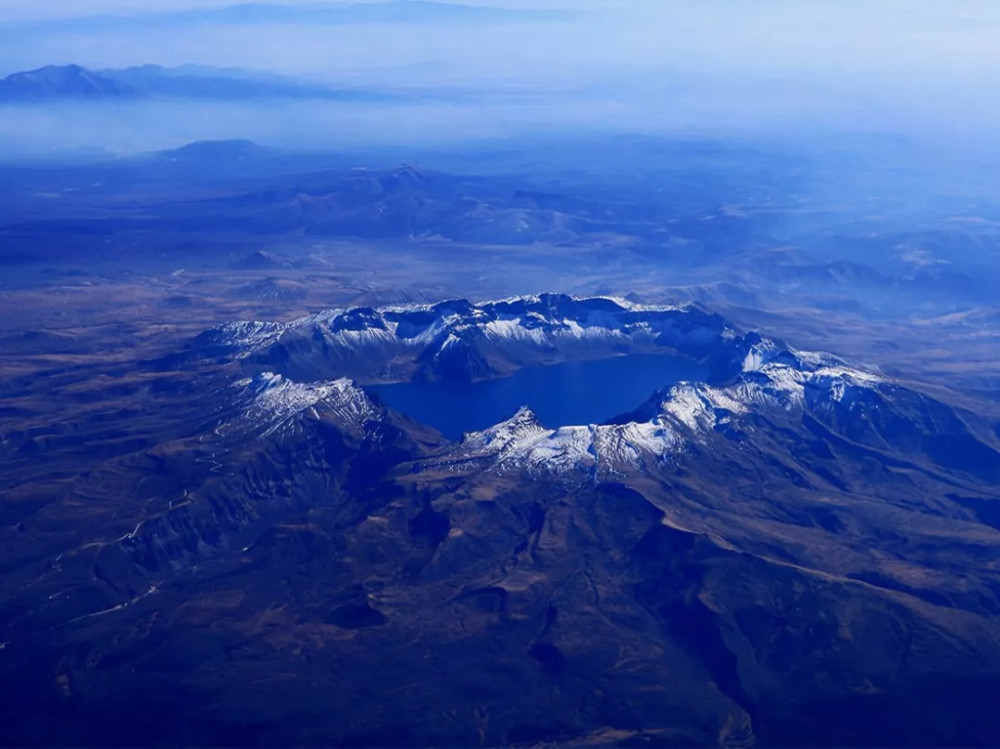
xmin=2 ymin=0 xmax=1000 ymax=155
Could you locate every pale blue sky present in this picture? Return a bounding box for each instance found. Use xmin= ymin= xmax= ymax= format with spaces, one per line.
xmin=4 ymin=0 xmax=598 ymax=19
xmin=2 ymin=1 xmax=997 ymax=86
xmin=2 ymin=1 xmax=999 ymax=153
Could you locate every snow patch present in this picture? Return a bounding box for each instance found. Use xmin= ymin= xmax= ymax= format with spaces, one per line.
xmin=440 ymin=346 xmax=884 ymax=477
xmin=240 ymin=372 xmax=378 ymax=435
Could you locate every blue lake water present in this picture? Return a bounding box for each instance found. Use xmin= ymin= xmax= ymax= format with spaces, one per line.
xmin=369 ymin=353 xmax=707 ymax=441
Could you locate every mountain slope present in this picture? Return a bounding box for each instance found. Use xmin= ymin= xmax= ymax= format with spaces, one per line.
xmin=3 ymin=295 xmax=1000 ymax=746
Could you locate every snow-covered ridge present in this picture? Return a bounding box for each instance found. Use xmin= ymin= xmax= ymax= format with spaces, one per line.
xmin=210 ymin=320 xmax=285 ymax=358
xmin=202 ymin=294 xmax=878 ymax=399
xmin=659 ymin=355 xmax=883 ymax=431
xmin=197 ymin=293 xmax=737 ymax=383
xmin=212 ymin=294 xmax=680 ymax=346
xmin=291 ymin=294 xmax=677 ymax=326
xmin=210 ymin=295 xmax=887 ymax=476
xmin=442 ymin=406 xmax=681 ymax=477
xmin=437 ymin=342 xmax=885 ymax=476
xmin=236 ymin=372 xmax=379 ymax=435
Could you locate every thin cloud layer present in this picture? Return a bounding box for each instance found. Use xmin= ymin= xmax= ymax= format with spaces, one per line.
xmin=1 ymin=0 xmax=999 ymax=155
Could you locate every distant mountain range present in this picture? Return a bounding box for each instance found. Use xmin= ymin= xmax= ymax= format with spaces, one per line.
xmin=0 ymin=64 xmax=398 ymax=103
xmin=4 ymin=142 xmax=999 ymax=311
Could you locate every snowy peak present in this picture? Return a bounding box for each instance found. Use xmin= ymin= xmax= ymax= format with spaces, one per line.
xmin=440 ymin=417 xmax=682 ymax=478
xmin=468 ymin=406 xmax=548 ymax=448
xmin=236 ymin=372 xmax=379 ymax=435
xmin=740 ymin=335 xmax=805 ymax=373
xmin=656 ymin=382 xmax=748 ymax=433
xmin=439 ymin=401 xmax=685 ymax=478
xmin=194 ymin=320 xmax=285 ymax=360
xmin=649 ymin=349 xmax=883 ymax=434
